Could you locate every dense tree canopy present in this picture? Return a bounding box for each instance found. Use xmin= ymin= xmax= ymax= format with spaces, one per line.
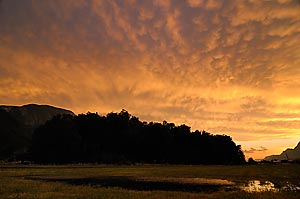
xmin=32 ymin=110 xmax=245 ymax=164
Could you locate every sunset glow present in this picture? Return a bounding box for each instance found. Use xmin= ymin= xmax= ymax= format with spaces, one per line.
xmin=1 ymin=0 xmax=300 ymax=159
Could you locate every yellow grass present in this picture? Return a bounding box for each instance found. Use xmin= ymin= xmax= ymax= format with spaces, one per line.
xmin=0 ymin=164 xmax=299 ymax=199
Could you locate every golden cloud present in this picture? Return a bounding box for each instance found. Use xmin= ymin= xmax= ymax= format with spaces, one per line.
xmin=1 ymin=0 xmax=300 ymax=159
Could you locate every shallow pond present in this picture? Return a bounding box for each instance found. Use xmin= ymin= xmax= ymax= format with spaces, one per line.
xmin=28 ymin=175 xmax=300 ymax=193
xmin=137 ymin=177 xmax=234 ymax=185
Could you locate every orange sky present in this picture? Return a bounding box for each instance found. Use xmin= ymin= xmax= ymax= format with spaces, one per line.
xmin=1 ymin=0 xmax=300 ymax=159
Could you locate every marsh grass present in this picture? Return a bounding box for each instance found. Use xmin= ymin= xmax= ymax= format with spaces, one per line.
xmin=0 ymin=164 xmax=299 ymax=199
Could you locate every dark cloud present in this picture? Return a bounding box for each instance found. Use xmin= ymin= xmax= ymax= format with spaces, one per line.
xmin=244 ymin=146 xmax=268 ymax=154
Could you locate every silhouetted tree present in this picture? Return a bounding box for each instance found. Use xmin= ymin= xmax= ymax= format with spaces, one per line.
xmin=32 ymin=114 xmax=81 ymax=163
xmin=31 ymin=110 xmax=246 ymax=164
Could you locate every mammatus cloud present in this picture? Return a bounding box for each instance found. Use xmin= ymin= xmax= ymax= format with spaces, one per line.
xmin=187 ymin=0 xmax=203 ymax=8
xmin=1 ymin=0 xmax=300 ymax=158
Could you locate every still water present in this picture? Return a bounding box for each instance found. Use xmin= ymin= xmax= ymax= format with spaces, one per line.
xmin=29 ymin=175 xmax=300 ymax=193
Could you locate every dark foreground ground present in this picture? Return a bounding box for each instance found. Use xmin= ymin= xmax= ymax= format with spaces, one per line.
xmin=0 ymin=164 xmax=299 ymax=199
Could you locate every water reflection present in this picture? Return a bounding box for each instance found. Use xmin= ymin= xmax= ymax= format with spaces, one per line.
xmin=241 ymin=180 xmax=278 ymax=192
xmin=241 ymin=180 xmax=300 ymax=192
xmin=282 ymin=182 xmax=300 ymax=192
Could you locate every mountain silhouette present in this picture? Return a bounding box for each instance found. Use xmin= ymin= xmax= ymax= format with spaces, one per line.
xmin=0 ymin=104 xmax=74 ymax=128
xmin=264 ymin=142 xmax=300 ymax=161
xmin=0 ymin=104 xmax=74 ymax=160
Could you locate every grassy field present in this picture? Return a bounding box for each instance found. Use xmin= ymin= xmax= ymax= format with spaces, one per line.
xmin=0 ymin=164 xmax=299 ymax=199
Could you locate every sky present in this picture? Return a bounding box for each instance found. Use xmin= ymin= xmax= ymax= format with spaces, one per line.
xmin=1 ymin=0 xmax=300 ymax=159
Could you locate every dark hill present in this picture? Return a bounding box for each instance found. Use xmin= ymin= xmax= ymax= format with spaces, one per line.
xmin=0 ymin=104 xmax=75 ymax=160
xmin=0 ymin=109 xmax=29 ymax=159
xmin=0 ymin=104 xmax=74 ymax=128
xmin=264 ymin=142 xmax=300 ymax=161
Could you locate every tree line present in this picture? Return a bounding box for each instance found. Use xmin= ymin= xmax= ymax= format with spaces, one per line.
xmin=31 ymin=110 xmax=245 ymax=164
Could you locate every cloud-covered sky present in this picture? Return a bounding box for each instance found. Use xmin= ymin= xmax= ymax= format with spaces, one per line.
xmin=1 ymin=0 xmax=300 ymax=159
